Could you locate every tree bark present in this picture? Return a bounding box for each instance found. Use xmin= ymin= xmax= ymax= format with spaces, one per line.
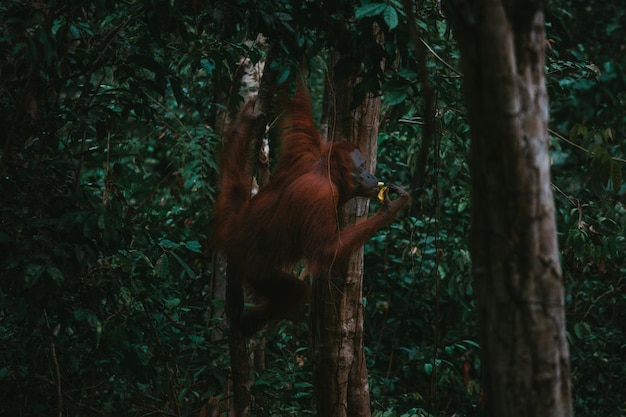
xmin=311 ymin=46 xmax=382 ymax=417
xmin=224 ymin=41 xmax=276 ymax=417
xmin=442 ymin=1 xmax=572 ymax=416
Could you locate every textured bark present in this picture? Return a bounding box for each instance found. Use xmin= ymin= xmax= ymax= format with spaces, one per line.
xmin=442 ymin=0 xmax=572 ymax=416
xmin=210 ymin=252 xmax=227 ymax=342
xmin=311 ymin=48 xmax=381 ymax=417
xmin=226 ymin=259 xmax=252 ymax=417
xmin=224 ymin=42 xmax=276 ymax=417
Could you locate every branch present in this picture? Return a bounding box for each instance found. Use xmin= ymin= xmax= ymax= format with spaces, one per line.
xmin=550 ymin=128 xmax=626 ymax=164
xmin=401 ymin=0 xmax=436 ymax=185
xmin=44 ymin=310 xmax=63 ymax=417
xmin=582 ymin=283 xmax=623 ymax=321
xmin=419 ymin=37 xmax=462 ymax=77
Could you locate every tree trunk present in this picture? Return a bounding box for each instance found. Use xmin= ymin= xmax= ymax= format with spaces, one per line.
xmin=311 ymin=46 xmax=382 ymax=417
xmin=224 ymin=41 xmax=276 ymax=417
xmin=442 ymin=1 xmax=572 ymax=416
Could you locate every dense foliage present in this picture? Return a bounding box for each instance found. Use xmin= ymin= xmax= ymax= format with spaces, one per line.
xmin=0 ymin=0 xmax=624 ymax=416
xmin=547 ymin=3 xmax=626 ymax=415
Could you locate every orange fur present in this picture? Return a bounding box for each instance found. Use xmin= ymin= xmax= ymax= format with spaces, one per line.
xmin=214 ymin=70 xmax=408 ymax=335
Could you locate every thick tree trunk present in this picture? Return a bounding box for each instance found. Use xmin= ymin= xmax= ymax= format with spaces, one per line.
xmin=442 ymin=1 xmax=572 ymax=416
xmin=311 ymin=48 xmax=381 ymax=417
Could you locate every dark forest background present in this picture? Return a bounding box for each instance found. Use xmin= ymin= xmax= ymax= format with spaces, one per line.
xmin=0 ymin=1 xmax=624 ymax=416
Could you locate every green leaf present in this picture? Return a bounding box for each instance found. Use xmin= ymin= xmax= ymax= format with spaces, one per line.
xmin=171 ymin=252 xmax=196 ymax=279
xmin=423 ymin=363 xmax=433 ymax=375
xmin=574 ymin=322 xmax=590 ymax=339
xmin=200 ymin=58 xmax=215 ymax=74
xmin=462 ymin=339 xmax=480 ymax=349
xmin=384 ymin=89 xmax=407 ymax=106
xmin=276 ymin=67 xmax=291 ymax=85
xmin=46 ymin=266 xmax=64 ymax=283
xmin=185 ymin=240 xmax=202 ymax=253
xmin=69 ymin=24 xmax=80 ymax=39
xmin=24 ymin=264 xmax=45 ymax=288
xmin=274 ymin=12 xmax=294 ymax=23
xmin=159 ymin=239 xmax=178 ymax=249
xmin=610 ymin=160 xmax=622 ymax=193
xmin=211 ymin=298 xmax=226 ymax=308
xmin=169 ymin=76 xmax=184 ymax=106
xmin=189 ymin=335 xmax=205 ymax=344
xmin=383 ymin=5 xmax=399 ymax=30
xmin=569 ymin=123 xmax=588 ymax=143
xmin=355 ymin=3 xmax=387 ymax=20
xmin=164 ymin=297 xmax=181 ymax=309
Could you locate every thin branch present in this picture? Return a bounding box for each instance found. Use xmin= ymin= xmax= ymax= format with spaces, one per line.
xmin=551 ymin=182 xmax=578 ymax=208
xmin=419 ymin=37 xmax=462 ymax=76
xmin=44 ymin=310 xmax=63 ymax=417
xmin=145 ymin=94 xmax=194 ymax=140
xmin=550 ymin=128 xmax=626 ymax=164
xmin=582 ymin=282 xmax=623 ymax=321
xmin=398 ymin=117 xmax=424 ymax=125
xmin=401 ymin=0 xmax=436 ymax=187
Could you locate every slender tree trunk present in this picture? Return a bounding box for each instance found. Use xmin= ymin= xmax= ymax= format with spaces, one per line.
xmin=312 ymin=41 xmax=382 ymax=416
xmin=223 ymin=41 xmax=276 ymax=417
xmin=442 ymin=1 xmax=572 ymax=416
